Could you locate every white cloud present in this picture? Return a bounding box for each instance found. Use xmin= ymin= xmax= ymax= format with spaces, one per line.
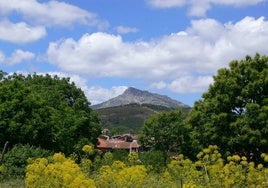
xmin=0 ymin=51 xmax=5 ymax=63
xmin=47 ymin=32 xmax=185 ymax=78
xmin=47 ymin=16 xmax=268 ymax=94
xmin=210 ymin=0 xmax=264 ymax=6
xmin=115 ymin=26 xmax=139 ymax=34
xmin=0 ymin=0 xmax=103 ymax=27
xmin=0 ymin=49 xmax=35 ymax=65
xmin=146 ymin=0 xmax=186 ymax=8
xmin=152 ymin=76 xmax=214 ymax=94
xmin=0 ymin=20 xmax=46 ymax=43
xmin=8 ymin=50 xmax=35 ymax=64
xmin=32 ymin=71 xmax=127 ymax=105
xmin=41 ymin=71 xmax=88 ymax=89
xmin=187 ymin=18 xmax=225 ymax=41
xmin=151 ymin=81 xmax=167 ymax=90
xmin=188 ymin=1 xmax=211 ymax=17
xmin=171 ymin=76 xmax=214 ymax=93
xmin=147 ymin=0 xmax=265 ymax=17
xmin=85 ymin=86 xmax=128 ymax=105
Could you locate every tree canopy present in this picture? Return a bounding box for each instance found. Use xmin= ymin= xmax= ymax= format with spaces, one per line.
xmin=187 ymin=54 xmax=268 ymax=160
xmin=0 ymin=72 xmax=101 ymax=154
xmin=0 ymin=70 xmax=7 ymax=80
xmin=139 ymin=110 xmax=189 ymax=154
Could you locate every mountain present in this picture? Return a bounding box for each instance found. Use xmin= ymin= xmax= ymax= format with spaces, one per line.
xmin=92 ymin=87 xmax=190 ymax=109
xmin=92 ymin=87 xmax=191 ymax=134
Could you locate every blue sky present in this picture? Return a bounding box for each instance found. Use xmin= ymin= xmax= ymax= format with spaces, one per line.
xmin=0 ymin=0 xmax=268 ymax=106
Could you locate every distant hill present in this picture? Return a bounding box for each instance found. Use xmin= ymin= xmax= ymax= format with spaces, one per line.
xmin=92 ymin=87 xmax=191 ymax=134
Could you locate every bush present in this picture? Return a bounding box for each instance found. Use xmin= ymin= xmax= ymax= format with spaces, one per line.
xmin=112 ymin=149 xmax=128 ymax=162
xmin=22 ymin=145 xmax=268 ymax=187
xmin=1 ymin=144 xmax=51 ymax=178
xmin=139 ymin=149 xmax=167 ymax=173
xmin=95 ymin=160 xmax=147 ymax=188
xmin=166 ymin=145 xmax=268 ymax=187
xmin=25 ymin=153 xmax=96 ymax=188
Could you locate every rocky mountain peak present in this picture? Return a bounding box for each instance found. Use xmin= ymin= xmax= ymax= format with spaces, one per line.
xmin=123 ymin=87 xmax=150 ymax=96
xmin=92 ymin=87 xmax=190 ymax=109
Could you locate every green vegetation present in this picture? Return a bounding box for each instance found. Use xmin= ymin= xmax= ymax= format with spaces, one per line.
xmin=96 ymin=103 xmax=190 ymax=134
xmin=0 ymin=73 xmax=101 ymax=154
xmin=187 ymin=54 xmax=268 ymax=161
xmin=139 ymin=110 xmax=189 ymax=154
xmin=0 ymin=54 xmax=268 ymax=187
xmin=12 ymin=145 xmax=268 ymax=187
xmin=0 ymin=144 xmax=51 ymax=178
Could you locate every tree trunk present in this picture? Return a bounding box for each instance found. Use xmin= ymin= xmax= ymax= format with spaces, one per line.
xmin=0 ymin=141 xmax=9 ymax=164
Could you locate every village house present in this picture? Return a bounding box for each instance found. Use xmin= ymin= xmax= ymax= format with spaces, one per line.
xmin=97 ymin=134 xmax=140 ymax=153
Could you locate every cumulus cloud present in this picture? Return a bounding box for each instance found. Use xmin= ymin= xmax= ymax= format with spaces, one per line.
xmin=47 ymin=32 xmax=186 ymax=78
xmin=188 ymin=1 xmax=212 ymax=17
xmin=85 ymin=86 xmax=128 ymax=105
xmin=115 ymin=26 xmax=139 ymax=34
xmin=152 ymin=76 xmax=214 ymax=93
xmin=0 ymin=20 xmax=46 ymax=43
xmin=0 ymin=49 xmax=35 ymax=64
xmin=8 ymin=50 xmax=35 ymax=64
xmin=147 ymin=0 xmax=265 ymax=17
xmin=47 ymin=16 xmax=268 ymax=94
xmin=0 ymin=0 xmax=103 ymax=27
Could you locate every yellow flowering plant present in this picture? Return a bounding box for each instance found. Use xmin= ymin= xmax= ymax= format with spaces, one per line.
xmin=95 ymin=160 xmax=147 ymax=188
xmin=25 ymin=153 xmax=96 ymax=188
xmin=23 ymin=145 xmax=268 ymax=188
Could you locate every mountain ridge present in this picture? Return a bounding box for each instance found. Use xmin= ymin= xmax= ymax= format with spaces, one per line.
xmin=92 ymin=87 xmax=190 ymax=109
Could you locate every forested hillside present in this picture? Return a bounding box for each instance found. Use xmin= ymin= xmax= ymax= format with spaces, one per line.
xmin=96 ymin=103 xmax=191 ymax=134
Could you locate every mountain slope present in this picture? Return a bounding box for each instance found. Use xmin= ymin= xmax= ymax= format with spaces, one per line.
xmin=92 ymin=87 xmax=191 ymax=134
xmin=96 ymin=103 xmax=191 ymax=134
xmin=92 ymin=87 xmax=190 ymax=109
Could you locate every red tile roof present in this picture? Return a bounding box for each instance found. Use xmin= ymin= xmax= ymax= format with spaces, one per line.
xmin=97 ymin=138 xmax=140 ymax=150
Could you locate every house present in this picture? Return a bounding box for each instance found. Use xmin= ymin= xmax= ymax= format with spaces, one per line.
xmin=97 ymin=134 xmax=140 ymax=153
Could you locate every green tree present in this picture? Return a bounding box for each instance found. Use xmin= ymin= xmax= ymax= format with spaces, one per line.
xmin=0 ymin=70 xmax=7 ymax=80
xmin=0 ymin=73 xmax=101 ymax=154
xmin=187 ymin=54 xmax=268 ymax=161
xmin=139 ymin=149 xmax=167 ymax=173
xmin=139 ymin=110 xmax=188 ymax=154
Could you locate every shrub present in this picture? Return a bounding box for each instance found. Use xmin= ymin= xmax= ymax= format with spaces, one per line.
xmin=25 ymin=153 xmax=95 ymax=188
xmin=20 ymin=145 xmax=268 ymax=187
xmin=95 ymin=160 xmax=147 ymax=188
xmin=167 ymin=145 xmax=268 ymax=187
xmin=1 ymin=144 xmax=51 ymax=178
xmin=140 ymin=149 xmax=167 ymax=173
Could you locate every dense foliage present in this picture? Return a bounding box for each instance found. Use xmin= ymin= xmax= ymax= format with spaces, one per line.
xmin=25 ymin=153 xmax=96 ymax=187
xmin=22 ymin=145 xmax=268 ymax=188
xmin=1 ymin=144 xmax=268 ymax=187
xmin=0 ymin=144 xmax=51 ymax=178
xmin=187 ymin=54 xmax=268 ymax=161
xmin=139 ymin=110 xmax=189 ymax=154
xmin=0 ymin=73 xmax=101 ymax=154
